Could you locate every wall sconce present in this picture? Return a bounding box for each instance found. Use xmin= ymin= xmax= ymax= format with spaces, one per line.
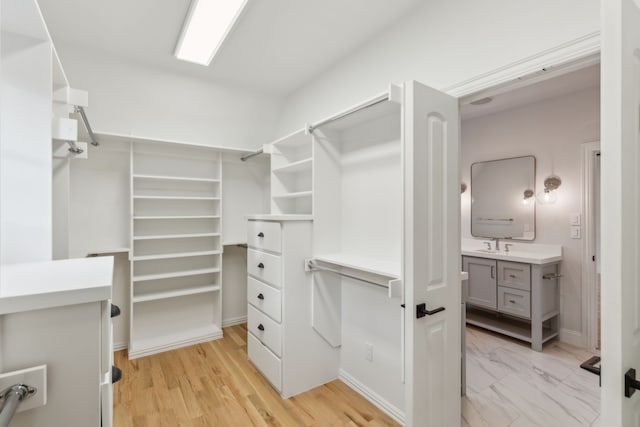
xmin=461 ymin=182 xmax=467 ymax=194
xmin=522 ymin=189 xmax=534 ymax=205
xmin=537 ymin=175 xmax=561 ymax=204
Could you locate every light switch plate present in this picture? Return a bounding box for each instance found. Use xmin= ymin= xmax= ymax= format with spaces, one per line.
xmin=0 ymin=365 xmax=47 ymax=413
xmin=570 ymin=226 xmax=581 ymax=239
xmin=569 ymin=214 xmax=581 ymax=226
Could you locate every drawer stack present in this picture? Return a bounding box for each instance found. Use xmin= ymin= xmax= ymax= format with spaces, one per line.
xmin=246 ymin=218 xmax=338 ymax=398
xmin=497 ymin=260 xmax=531 ymax=319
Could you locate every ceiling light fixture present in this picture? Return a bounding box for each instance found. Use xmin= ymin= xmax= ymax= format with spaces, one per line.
xmin=174 ymin=0 xmax=248 ymax=66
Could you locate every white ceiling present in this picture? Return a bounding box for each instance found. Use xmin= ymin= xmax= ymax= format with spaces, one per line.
xmin=37 ymin=0 xmax=423 ymax=96
xmin=460 ymin=64 xmax=600 ymax=121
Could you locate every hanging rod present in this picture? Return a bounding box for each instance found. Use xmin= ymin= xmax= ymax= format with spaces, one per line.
xmin=308 ymin=93 xmax=390 ymax=133
xmin=241 ymin=148 xmax=264 ymax=162
xmin=0 ymin=384 xmax=36 ymax=427
xmin=74 ymin=106 xmax=98 ymax=146
xmin=307 ymin=260 xmax=389 ymax=289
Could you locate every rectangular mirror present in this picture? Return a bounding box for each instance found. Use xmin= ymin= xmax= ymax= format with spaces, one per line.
xmin=471 ymin=156 xmax=536 ymax=240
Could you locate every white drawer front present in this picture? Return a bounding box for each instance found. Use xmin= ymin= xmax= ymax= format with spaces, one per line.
xmin=248 ymin=304 xmax=282 ymax=357
xmin=497 ymin=286 xmax=531 ymax=319
xmin=498 ymin=261 xmax=531 ymax=291
xmin=248 ymin=277 xmax=282 ymax=323
xmin=248 ymin=249 xmax=282 ymax=288
xmin=247 ymin=221 xmax=281 ymax=253
xmin=248 ymin=332 xmax=282 ymax=392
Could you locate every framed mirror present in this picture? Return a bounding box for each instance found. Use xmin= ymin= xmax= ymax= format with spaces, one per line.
xmin=471 ymin=156 xmax=536 ymax=240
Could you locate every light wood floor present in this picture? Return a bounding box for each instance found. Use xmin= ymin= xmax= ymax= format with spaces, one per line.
xmin=114 ymin=324 xmax=399 ymax=426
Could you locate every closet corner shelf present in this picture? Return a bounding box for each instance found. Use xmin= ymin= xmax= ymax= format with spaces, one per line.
xmin=272 ymin=158 xmax=312 ymax=174
xmin=133 ymin=195 xmax=220 ymax=201
xmin=133 ymin=267 xmax=221 ymax=282
xmin=132 ymin=250 xmax=221 ymax=261
xmin=132 ymin=174 xmax=220 ymax=183
xmin=129 ymin=323 xmax=222 ymax=359
xmin=132 ymin=284 xmax=221 ymax=303
xmin=272 ymin=191 xmax=312 ymax=200
xmin=133 ymin=232 xmax=220 ymax=241
xmin=312 ymin=253 xmax=400 ymax=279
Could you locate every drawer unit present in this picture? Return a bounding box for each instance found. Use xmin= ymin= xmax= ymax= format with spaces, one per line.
xmin=497 ymin=260 xmax=531 ymax=291
xmin=247 ymin=221 xmax=282 ymax=253
xmin=248 ymin=249 xmax=282 ymax=288
xmin=497 ymin=286 xmax=531 ymax=319
xmin=248 ymin=304 xmax=282 ymax=357
xmin=248 ymin=276 xmax=282 ymax=322
xmin=248 ymin=332 xmax=282 ymax=391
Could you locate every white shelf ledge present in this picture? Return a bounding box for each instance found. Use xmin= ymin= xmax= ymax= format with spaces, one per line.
xmin=133 ymin=232 xmax=220 ymax=241
xmin=133 ymin=195 xmax=220 ymax=201
xmin=272 ymin=191 xmax=312 ymax=199
xmin=133 ymin=267 xmax=220 ymax=282
xmin=312 ymin=253 xmax=400 ymax=278
xmin=272 ymin=158 xmax=312 ymax=174
xmin=133 ymin=284 xmax=220 ymax=303
xmin=132 ymin=250 xmax=221 ymax=261
xmin=133 ymin=215 xmax=219 ymax=220
xmin=128 ymin=323 xmax=222 ymax=359
xmin=133 ymin=174 xmax=220 ymax=183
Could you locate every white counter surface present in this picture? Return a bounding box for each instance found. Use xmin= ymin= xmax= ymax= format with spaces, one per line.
xmin=461 ymin=239 xmax=562 ymax=265
xmin=0 ymin=257 xmax=114 ymax=315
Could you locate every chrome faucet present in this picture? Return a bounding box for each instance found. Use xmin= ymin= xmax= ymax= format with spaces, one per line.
xmin=491 ymin=238 xmax=500 ymax=251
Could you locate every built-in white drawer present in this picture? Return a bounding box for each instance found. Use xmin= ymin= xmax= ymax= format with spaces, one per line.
xmin=247 ymin=221 xmax=282 ymax=254
xmin=248 ymin=276 xmax=282 ymax=323
xmin=248 ymin=332 xmax=282 ymax=392
xmin=497 ymin=261 xmax=531 ymax=292
xmin=248 ymin=304 xmax=282 ymax=357
xmin=497 ymin=286 xmax=531 ymax=319
xmin=248 ymin=249 xmax=282 ymax=288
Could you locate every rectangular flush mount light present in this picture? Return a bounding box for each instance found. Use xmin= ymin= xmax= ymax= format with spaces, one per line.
xmin=174 ymin=0 xmax=248 ymax=66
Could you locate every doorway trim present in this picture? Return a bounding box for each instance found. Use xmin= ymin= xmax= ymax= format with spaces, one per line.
xmin=582 ymin=141 xmax=601 ymax=352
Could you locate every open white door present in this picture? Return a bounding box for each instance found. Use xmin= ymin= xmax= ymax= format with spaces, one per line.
xmin=601 ymin=0 xmax=640 ymax=424
xmin=403 ymin=81 xmax=461 ymax=426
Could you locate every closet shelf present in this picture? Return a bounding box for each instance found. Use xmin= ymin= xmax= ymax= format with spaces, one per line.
xmin=133 ymin=232 xmax=220 ymax=241
xmin=133 ymin=267 xmax=221 ymax=282
xmin=133 ymin=195 xmax=220 ymax=201
xmin=312 ymin=253 xmax=400 ymax=279
xmin=133 ymin=215 xmax=220 ymax=220
xmin=272 ymin=158 xmax=312 ymax=174
xmin=133 ymin=174 xmax=220 ymax=183
xmin=272 ymin=191 xmax=312 ymax=200
xmin=129 ymin=323 xmax=222 ymax=359
xmin=132 ymin=250 xmax=221 ymax=261
xmin=132 ymin=284 xmax=220 ymax=303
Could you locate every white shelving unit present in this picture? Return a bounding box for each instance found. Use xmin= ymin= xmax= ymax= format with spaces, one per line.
xmin=129 ymin=141 xmax=223 ymax=359
xmin=270 ymin=129 xmax=314 ymax=215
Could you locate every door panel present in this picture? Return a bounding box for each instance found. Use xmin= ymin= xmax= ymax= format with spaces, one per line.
xmin=601 ymin=0 xmax=640 ymax=424
xmin=403 ymin=81 xmax=460 ymax=427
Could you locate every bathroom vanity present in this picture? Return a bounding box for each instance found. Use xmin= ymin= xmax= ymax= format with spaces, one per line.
xmin=461 ymin=240 xmax=562 ymax=351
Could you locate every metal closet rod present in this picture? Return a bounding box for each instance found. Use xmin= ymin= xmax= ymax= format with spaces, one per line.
xmin=307 ymin=260 xmax=389 ymax=289
xmin=308 ymin=93 xmax=390 ymax=133
xmin=241 ymin=148 xmax=263 ymax=162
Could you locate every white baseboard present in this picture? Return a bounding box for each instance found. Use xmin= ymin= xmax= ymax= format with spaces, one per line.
xmin=338 ymin=369 xmax=405 ymax=425
xmin=114 ymin=341 xmax=128 ymax=351
xmin=128 ymin=330 xmax=223 ymax=359
xmin=222 ymin=315 xmax=247 ymax=328
xmin=559 ymin=328 xmax=586 ymax=348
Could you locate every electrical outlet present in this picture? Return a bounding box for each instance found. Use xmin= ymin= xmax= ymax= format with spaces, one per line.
xmin=365 ymin=343 xmax=373 ymax=361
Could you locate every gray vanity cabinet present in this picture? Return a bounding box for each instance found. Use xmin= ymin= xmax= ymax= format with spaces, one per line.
xmin=463 ymin=257 xmax=497 ymax=309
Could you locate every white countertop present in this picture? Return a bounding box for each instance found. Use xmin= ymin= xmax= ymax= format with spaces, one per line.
xmin=461 ymin=239 xmax=562 ymax=265
xmin=247 ymin=214 xmax=313 ymax=221
xmin=0 ymin=257 xmax=114 ymax=315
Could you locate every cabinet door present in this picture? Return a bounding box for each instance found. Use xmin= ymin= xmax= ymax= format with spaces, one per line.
xmin=463 ymin=257 xmax=497 ymax=309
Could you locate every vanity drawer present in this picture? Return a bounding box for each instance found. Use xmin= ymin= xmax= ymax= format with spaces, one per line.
xmin=497 ymin=286 xmax=531 ymax=319
xmin=248 ymin=305 xmax=282 ymax=357
xmin=248 ymin=249 xmax=282 ymax=288
xmin=497 ymin=261 xmax=531 ymax=291
xmin=248 ymin=332 xmax=282 ymax=392
xmin=248 ymin=276 xmax=282 ymax=323
xmin=247 ymin=221 xmax=281 ymax=254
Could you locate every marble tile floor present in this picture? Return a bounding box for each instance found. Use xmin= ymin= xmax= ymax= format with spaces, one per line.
xmin=463 ymin=325 xmax=601 ymax=427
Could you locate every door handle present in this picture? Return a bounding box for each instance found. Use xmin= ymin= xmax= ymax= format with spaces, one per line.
xmin=580 ymin=356 xmax=601 ymax=386
xmin=257 ymin=324 xmax=265 ymax=331
xmin=257 ymin=293 xmax=264 ymax=300
xmin=626 ymin=368 xmax=640 ymax=397
xmin=416 ymin=303 xmax=445 ymax=319
xmin=258 ymin=232 xmax=264 ymax=238
xmin=257 ymin=263 xmax=264 ymax=269
xmin=491 ymin=266 xmax=495 ymax=279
